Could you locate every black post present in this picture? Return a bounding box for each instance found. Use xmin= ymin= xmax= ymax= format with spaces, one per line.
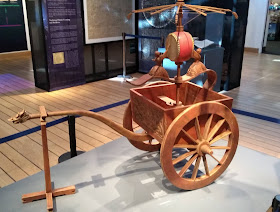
xmin=68 ymin=115 xmax=77 ymax=157
xmin=58 ymin=115 xmax=84 ymax=163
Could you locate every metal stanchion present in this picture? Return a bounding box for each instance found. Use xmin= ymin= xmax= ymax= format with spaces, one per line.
xmin=118 ymin=32 xmax=132 ymax=79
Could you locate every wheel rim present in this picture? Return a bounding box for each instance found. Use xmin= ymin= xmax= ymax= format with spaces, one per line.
xmin=123 ymin=101 xmax=161 ymax=152
xmin=160 ymin=101 xmax=239 ymax=190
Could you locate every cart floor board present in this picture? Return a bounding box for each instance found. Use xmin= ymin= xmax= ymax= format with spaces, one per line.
xmin=0 ymin=135 xmax=278 ymax=212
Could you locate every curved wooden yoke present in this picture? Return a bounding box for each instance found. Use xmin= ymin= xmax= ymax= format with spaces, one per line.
xmin=128 ymin=62 xmax=217 ymax=90
xmin=183 ymin=67 xmax=217 ymax=90
xmin=202 ymin=70 xmax=216 ymax=90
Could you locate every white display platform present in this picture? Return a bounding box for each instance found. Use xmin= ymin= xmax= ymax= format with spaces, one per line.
xmin=0 ymin=136 xmax=279 ymax=212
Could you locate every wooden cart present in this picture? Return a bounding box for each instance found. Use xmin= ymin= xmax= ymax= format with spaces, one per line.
xmin=10 ymin=69 xmax=238 ymax=193
xmin=122 ymin=0 xmax=239 ymax=190
xmin=124 ymin=72 xmax=238 ymax=190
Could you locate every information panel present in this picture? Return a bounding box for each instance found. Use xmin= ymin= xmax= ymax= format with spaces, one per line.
xmin=42 ymin=0 xmax=85 ymax=90
xmin=83 ymin=0 xmax=135 ymax=44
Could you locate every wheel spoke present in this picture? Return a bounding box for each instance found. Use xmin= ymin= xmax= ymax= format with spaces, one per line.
xmin=182 ymin=129 xmax=199 ymax=144
xmin=195 ymin=117 xmax=202 ymax=140
xmin=178 ymin=154 xmax=198 ymax=177
xmin=209 ymin=154 xmax=223 ymax=165
xmin=211 ymin=146 xmax=231 ymax=150
xmin=202 ymin=155 xmax=210 ymax=176
xmin=203 ymin=114 xmax=213 ymax=139
xmin=174 ymin=144 xmax=197 ymax=149
xmin=173 ymin=150 xmax=197 ymax=165
xmin=209 ymin=130 xmax=232 ymax=145
xmin=191 ymin=156 xmax=202 ymax=180
xmin=207 ymin=119 xmax=226 ymax=142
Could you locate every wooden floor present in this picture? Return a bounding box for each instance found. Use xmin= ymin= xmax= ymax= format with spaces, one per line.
xmin=0 ymin=51 xmax=279 ymax=188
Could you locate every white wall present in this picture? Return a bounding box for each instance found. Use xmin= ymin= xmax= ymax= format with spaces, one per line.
xmin=245 ymin=0 xmax=269 ymax=53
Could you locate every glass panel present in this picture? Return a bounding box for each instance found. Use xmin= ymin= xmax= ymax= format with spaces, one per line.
xmin=0 ymin=0 xmax=27 ymax=53
xmin=94 ymin=43 xmax=106 ymax=73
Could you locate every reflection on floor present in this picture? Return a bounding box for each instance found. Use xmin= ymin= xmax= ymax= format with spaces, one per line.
xmin=264 ymin=41 xmax=280 ymax=55
xmin=0 ymin=51 xmax=279 ymax=189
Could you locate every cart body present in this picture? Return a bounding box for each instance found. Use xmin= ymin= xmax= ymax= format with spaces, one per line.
xmin=130 ymin=81 xmax=233 ymax=142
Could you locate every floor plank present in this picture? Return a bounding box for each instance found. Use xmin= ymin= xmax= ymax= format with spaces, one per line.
xmin=0 ymin=168 xmax=14 ymax=188
xmin=0 ymin=152 xmax=28 ymax=181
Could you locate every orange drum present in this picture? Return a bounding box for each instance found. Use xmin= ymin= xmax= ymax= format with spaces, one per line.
xmin=165 ymin=31 xmax=194 ymax=63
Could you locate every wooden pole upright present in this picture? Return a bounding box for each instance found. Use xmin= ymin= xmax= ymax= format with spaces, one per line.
xmin=175 ymin=3 xmax=184 ymax=105
xmin=175 ymin=63 xmax=183 ymax=105
xmin=21 ymin=106 xmax=76 ymax=211
xmin=176 ymin=3 xmax=184 ymax=32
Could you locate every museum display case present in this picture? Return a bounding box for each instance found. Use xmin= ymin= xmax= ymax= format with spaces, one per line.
xmin=138 ymin=0 xmax=249 ymax=91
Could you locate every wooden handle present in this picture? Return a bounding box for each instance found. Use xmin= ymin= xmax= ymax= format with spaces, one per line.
xmin=202 ymin=69 xmax=217 ymax=90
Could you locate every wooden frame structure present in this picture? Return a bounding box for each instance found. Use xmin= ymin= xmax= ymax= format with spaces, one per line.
xmin=20 ymin=106 xmax=75 ymax=211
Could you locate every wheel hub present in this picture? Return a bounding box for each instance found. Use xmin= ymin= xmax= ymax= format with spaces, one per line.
xmin=197 ymin=141 xmax=213 ymax=156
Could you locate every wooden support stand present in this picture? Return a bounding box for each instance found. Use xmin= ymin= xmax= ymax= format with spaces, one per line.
xmin=22 ymin=106 xmax=76 ymax=211
xmin=175 ymin=62 xmax=183 ymax=106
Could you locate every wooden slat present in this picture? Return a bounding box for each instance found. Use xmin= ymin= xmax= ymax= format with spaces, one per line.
xmin=0 ymin=143 xmax=41 ymax=176
xmin=0 ymin=152 xmax=28 ymax=181
xmin=0 ymin=168 xmax=14 ymax=188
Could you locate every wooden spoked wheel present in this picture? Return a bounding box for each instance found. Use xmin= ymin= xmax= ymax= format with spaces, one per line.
xmin=160 ymin=101 xmax=239 ymax=190
xmin=123 ymin=101 xmax=161 ymax=152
